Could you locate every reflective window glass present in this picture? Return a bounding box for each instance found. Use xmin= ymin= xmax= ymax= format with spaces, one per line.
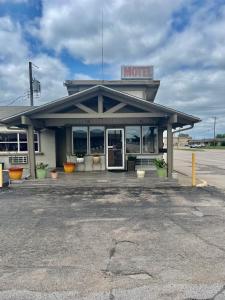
xmin=126 ymin=126 xmax=141 ymax=153
xmin=90 ymin=127 xmax=104 ymax=154
xmin=142 ymin=126 xmax=158 ymax=153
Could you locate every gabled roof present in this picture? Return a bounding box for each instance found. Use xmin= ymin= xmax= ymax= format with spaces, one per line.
xmin=0 ymin=85 xmax=201 ymax=125
xmin=0 ymin=106 xmax=37 ymax=121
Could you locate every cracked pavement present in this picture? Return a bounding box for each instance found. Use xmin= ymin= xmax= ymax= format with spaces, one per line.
xmin=0 ymin=185 xmax=225 ymax=299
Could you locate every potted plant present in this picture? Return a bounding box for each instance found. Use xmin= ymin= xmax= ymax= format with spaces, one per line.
xmin=36 ymin=162 xmax=48 ymax=179
xmin=154 ymin=158 xmax=167 ymax=177
xmin=76 ymin=152 xmax=85 ymax=163
xmin=92 ymin=154 xmax=101 ymax=165
xmin=127 ymin=155 xmax=136 ymax=171
xmin=8 ymin=167 xmax=23 ymax=180
xmin=50 ymin=169 xmax=58 ymax=179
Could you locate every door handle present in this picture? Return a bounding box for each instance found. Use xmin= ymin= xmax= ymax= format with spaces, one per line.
xmin=108 ymin=146 xmax=113 ymax=149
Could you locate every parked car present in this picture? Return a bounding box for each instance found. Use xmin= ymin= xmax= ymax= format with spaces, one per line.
xmin=190 ymin=144 xmax=198 ymax=148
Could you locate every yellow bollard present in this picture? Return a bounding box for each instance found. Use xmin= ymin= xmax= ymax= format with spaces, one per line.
xmin=192 ymin=153 xmax=196 ymax=187
xmin=0 ymin=163 xmax=2 ymax=188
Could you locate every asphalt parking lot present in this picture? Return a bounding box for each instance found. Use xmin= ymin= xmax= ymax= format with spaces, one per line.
xmin=174 ymin=149 xmax=225 ymax=189
xmin=1 ymin=185 xmax=225 ymax=299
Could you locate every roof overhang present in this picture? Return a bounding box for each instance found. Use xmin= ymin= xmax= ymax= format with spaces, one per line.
xmin=1 ymin=85 xmax=201 ymax=128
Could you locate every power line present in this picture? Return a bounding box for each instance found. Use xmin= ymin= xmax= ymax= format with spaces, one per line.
xmin=5 ymin=94 xmax=27 ymax=106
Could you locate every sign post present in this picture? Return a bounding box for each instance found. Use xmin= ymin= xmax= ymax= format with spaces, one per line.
xmin=192 ymin=153 xmax=196 ymax=187
xmin=0 ymin=163 xmax=2 ymax=188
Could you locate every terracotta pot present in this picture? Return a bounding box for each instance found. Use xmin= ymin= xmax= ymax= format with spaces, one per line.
xmin=50 ymin=171 xmax=58 ymax=179
xmin=64 ymin=162 xmax=76 ymax=173
xmin=8 ymin=167 xmax=23 ymax=180
xmin=92 ymin=156 xmax=101 ymax=165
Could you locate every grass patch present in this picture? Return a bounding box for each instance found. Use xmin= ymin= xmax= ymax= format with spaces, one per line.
xmin=175 ymin=148 xmax=205 ymax=152
xmin=204 ymin=146 xmax=225 ymax=150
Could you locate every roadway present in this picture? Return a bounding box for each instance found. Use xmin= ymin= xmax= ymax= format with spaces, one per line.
xmin=174 ymin=149 xmax=225 ymax=189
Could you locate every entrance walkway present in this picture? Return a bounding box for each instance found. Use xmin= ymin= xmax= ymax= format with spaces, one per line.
xmin=12 ymin=171 xmax=178 ymax=188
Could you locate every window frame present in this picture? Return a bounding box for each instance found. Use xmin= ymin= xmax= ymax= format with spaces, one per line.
xmin=89 ymin=126 xmax=105 ymax=155
xmin=72 ymin=126 xmax=88 ymax=155
xmin=0 ymin=131 xmax=40 ymax=153
xmin=125 ymin=126 xmax=141 ymax=154
xmin=142 ymin=126 xmax=159 ymax=154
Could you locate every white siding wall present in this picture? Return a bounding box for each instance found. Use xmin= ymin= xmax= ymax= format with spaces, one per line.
xmin=0 ymin=126 xmax=56 ymax=177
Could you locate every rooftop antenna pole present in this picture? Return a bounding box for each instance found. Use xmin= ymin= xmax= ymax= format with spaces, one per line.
xmin=101 ymin=7 xmax=104 ymax=81
xmin=29 ymin=61 xmax=34 ymax=106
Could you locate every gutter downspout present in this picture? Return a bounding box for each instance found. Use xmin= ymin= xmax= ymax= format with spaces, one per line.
xmin=173 ymin=124 xmax=194 ymax=135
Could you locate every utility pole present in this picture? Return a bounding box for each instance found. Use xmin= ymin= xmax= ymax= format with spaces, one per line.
xmin=29 ymin=61 xmax=34 ymax=106
xmin=213 ymin=116 xmax=217 ymax=147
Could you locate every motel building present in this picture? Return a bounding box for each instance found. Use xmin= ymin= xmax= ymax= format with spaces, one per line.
xmin=0 ymin=66 xmax=200 ymax=179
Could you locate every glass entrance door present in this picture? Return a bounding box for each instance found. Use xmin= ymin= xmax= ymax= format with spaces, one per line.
xmin=106 ymin=128 xmax=124 ymax=170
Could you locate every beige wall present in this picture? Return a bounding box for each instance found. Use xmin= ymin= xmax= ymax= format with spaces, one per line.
xmin=36 ymin=129 xmax=56 ymax=168
xmin=0 ymin=126 xmax=56 ymax=177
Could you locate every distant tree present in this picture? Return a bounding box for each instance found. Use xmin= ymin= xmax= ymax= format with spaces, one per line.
xmin=216 ymin=134 xmax=225 ymax=138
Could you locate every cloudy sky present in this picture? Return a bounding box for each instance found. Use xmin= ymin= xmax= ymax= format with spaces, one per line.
xmin=0 ymin=0 xmax=225 ymax=138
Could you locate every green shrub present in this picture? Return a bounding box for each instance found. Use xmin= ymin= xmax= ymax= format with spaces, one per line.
xmin=153 ymin=158 xmax=166 ymax=169
xmin=36 ymin=162 xmax=48 ymax=169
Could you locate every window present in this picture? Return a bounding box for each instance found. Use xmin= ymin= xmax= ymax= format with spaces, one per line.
xmin=72 ymin=127 xmax=88 ymax=154
xmin=142 ymin=126 xmax=158 ymax=153
xmin=0 ymin=133 xmax=18 ymax=152
xmin=126 ymin=126 xmax=141 ymax=153
xmin=90 ymin=126 xmax=104 ymax=154
xmin=0 ymin=132 xmax=40 ymax=153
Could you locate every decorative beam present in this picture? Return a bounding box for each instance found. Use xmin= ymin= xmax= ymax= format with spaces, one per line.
xmin=21 ymin=115 xmax=45 ymax=129
xmin=169 ymin=114 xmax=178 ymax=124
xmin=105 ymin=102 xmax=126 ymax=113
xmin=34 ymin=112 xmax=165 ymax=119
xmin=21 ymin=115 xmax=32 ymax=125
xmin=75 ymin=103 xmax=97 ymax=114
xmin=98 ymin=95 xmax=103 ymax=113
xmin=45 ymin=118 xmax=157 ymax=126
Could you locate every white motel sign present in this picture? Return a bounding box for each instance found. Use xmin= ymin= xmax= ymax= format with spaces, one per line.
xmin=121 ymin=65 xmax=153 ymax=80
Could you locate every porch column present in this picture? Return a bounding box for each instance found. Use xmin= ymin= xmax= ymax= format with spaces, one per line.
xmin=167 ymin=123 xmax=173 ymax=178
xmin=66 ymin=127 xmax=72 ymax=157
xmin=27 ymin=124 xmax=36 ymax=179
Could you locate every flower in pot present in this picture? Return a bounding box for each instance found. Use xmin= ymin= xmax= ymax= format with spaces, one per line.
xmin=63 ymin=162 xmax=76 ymax=173
xmin=8 ymin=167 xmax=23 ymax=180
xmin=127 ymin=155 xmax=136 ymax=172
xmin=36 ymin=162 xmax=48 ymax=179
xmin=50 ymin=169 xmax=58 ymax=179
xmin=76 ymin=152 xmax=85 ymax=164
xmin=92 ymin=154 xmax=101 ymax=165
xmin=154 ymin=158 xmax=167 ymax=177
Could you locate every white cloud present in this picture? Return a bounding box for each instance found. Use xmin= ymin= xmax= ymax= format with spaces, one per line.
xmin=73 ymin=73 xmax=95 ymax=80
xmin=37 ymin=0 xmax=183 ymax=64
xmin=1 ymin=0 xmax=225 ymax=137
xmin=0 ymin=16 xmax=69 ymax=106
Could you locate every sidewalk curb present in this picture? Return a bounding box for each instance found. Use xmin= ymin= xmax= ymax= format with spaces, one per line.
xmin=174 ymin=169 xmax=208 ymax=187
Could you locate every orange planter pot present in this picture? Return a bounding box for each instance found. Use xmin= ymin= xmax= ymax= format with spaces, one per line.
xmin=63 ymin=163 xmax=76 ymax=173
xmin=8 ymin=167 xmax=23 ymax=180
